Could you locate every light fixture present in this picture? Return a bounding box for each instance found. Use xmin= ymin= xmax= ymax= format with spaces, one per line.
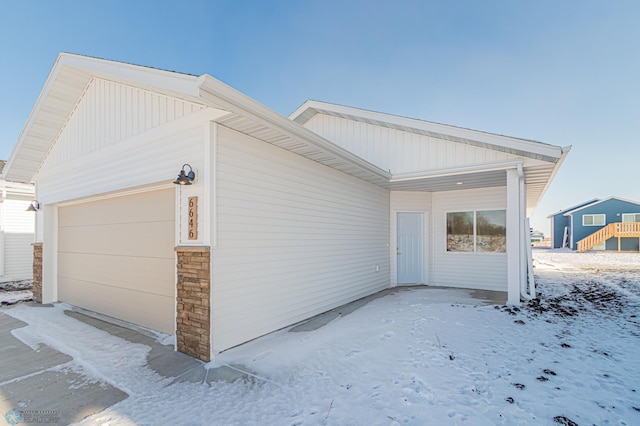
xmin=456 ymin=181 xmax=463 ymax=185
xmin=173 ymin=164 xmax=195 ymax=185
xmin=26 ymin=200 xmax=40 ymax=212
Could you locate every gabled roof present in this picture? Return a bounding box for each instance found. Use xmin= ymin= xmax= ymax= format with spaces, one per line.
xmin=547 ymin=198 xmax=600 ymax=218
xmin=291 ymin=100 xmax=570 ymax=214
xmin=3 ymin=54 xmax=569 ymax=216
xmin=290 ymin=100 xmax=567 ymax=163
xmin=561 ymin=196 xmax=640 ymax=216
xmin=3 ymin=53 xmax=390 ymax=186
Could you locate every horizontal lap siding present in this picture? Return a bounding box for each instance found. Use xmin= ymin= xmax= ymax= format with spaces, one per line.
xmin=432 ymin=187 xmax=507 ymax=291
xmin=3 ymin=234 xmax=34 ymax=279
xmin=1 ymin=199 xmax=35 ymax=279
xmin=212 ymin=127 xmax=390 ymax=352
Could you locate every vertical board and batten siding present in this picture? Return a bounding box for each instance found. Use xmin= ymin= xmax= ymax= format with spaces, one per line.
xmin=432 ymin=187 xmax=508 ymax=291
xmin=1 ymin=198 xmax=35 ymax=279
xmin=34 ymin=77 xmax=211 ymax=205
xmin=390 ymin=191 xmax=433 ymax=286
xmin=211 ymin=126 xmax=390 ymax=352
xmin=303 ymin=114 xmax=521 ymax=175
xmin=44 ymin=78 xmax=205 ymax=168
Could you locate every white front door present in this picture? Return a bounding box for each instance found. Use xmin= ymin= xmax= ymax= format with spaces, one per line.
xmin=397 ymin=212 xmax=424 ymax=284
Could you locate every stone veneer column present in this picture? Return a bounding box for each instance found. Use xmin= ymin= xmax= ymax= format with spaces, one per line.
xmin=32 ymin=243 xmax=43 ymax=303
xmin=175 ymin=246 xmax=211 ymax=361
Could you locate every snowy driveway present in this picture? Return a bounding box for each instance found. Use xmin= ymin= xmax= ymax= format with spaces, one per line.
xmin=1 ymin=249 xmax=640 ymax=425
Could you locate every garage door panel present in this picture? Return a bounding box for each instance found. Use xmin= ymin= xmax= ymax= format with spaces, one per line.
xmin=58 ymin=277 xmax=175 ymax=334
xmin=59 ymin=221 xmax=174 ymax=258
xmin=58 ymin=252 xmax=174 ymax=297
xmin=59 ymin=190 xmax=175 ymax=227
xmin=58 ymin=188 xmax=175 ymax=335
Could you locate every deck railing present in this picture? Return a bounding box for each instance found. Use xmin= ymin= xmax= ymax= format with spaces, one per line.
xmin=577 ymin=222 xmax=640 ymax=252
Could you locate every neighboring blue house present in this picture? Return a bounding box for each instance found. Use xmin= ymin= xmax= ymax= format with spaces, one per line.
xmin=547 ymin=199 xmax=598 ymax=249
xmin=548 ymin=197 xmax=640 ymax=251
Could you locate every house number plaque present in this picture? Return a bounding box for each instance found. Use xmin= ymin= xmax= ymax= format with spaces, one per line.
xmin=188 ymin=196 xmax=198 ymax=240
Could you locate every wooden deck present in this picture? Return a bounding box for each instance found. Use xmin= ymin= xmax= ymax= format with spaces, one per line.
xmin=577 ymin=222 xmax=640 ymax=252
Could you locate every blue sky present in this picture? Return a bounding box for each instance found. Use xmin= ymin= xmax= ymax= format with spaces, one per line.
xmin=1 ymin=0 xmax=638 ymax=234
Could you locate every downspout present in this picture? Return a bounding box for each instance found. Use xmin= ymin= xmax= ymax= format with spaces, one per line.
xmin=517 ymin=165 xmax=535 ymax=300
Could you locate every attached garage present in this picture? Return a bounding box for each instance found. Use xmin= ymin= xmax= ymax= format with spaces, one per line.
xmin=57 ymin=188 xmax=175 ymax=334
xmin=2 ymin=53 xmax=569 ymax=362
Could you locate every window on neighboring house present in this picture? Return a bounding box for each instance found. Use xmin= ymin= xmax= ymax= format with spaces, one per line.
xmin=622 ymin=213 xmax=640 ymax=222
xmin=447 ymin=210 xmax=506 ymax=253
xmin=583 ymin=214 xmax=605 ymax=226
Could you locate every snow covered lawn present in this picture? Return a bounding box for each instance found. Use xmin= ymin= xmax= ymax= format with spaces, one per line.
xmin=4 ymin=249 xmax=640 ymax=425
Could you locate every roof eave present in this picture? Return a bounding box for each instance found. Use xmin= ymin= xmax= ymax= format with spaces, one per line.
xmin=290 ymin=101 xmax=565 ymax=163
xmin=197 ymin=76 xmax=391 ymax=182
xmin=527 ymin=145 xmax=571 ymax=214
xmin=3 ymin=53 xmax=203 ymax=183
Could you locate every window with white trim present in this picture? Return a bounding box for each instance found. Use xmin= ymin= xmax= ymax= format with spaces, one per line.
xmin=622 ymin=213 xmax=640 ymax=222
xmin=582 ymin=214 xmax=605 ymax=226
xmin=446 ymin=210 xmax=506 ymax=253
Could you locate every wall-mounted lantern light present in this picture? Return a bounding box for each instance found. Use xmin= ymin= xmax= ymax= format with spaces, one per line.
xmin=173 ymin=164 xmax=195 ymax=185
xmin=26 ymin=200 xmax=41 ymax=212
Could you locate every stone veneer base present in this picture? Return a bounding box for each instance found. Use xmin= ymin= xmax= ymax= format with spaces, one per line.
xmin=32 ymin=243 xmax=43 ymax=303
xmin=175 ymin=246 xmax=211 ymax=361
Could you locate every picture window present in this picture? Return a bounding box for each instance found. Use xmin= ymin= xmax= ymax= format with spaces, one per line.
xmin=447 ymin=210 xmax=506 ymax=253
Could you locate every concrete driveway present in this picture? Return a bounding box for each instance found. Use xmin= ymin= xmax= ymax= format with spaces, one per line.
xmin=0 ymin=304 xmax=247 ymax=425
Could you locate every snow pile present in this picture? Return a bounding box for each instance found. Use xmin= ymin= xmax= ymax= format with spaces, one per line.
xmin=0 ymin=280 xmax=33 ymax=305
xmin=2 ymin=249 xmax=639 ymax=425
xmin=0 ymin=289 xmax=32 ymax=305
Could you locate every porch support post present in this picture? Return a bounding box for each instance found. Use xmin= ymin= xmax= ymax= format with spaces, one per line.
xmin=506 ymin=168 xmax=521 ymax=305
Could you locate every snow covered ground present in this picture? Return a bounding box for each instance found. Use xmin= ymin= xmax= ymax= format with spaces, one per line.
xmin=0 ymin=280 xmax=32 ymax=305
xmin=3 ymin=249 xmax=640 ymax=425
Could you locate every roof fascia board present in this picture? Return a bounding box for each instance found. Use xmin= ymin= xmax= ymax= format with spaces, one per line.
xmin=527 ymin=145 xmax=571 ymax=214
xmin=3 ymin=53 xmax=205 ymax=183
xmin=562 ymin=196 xmax=640 ymax=216
xmin=291 ymin=101 xmax=564 ymax=162
xmin=546 ymin=197 xmax=600 ymax=218
xmin=562 ymin=199 xmax=606 ymax=216
xmin=390 ymin=160 xmax=523 ymax=183
xmin=60 ymin=53 xmax=201 ymax=97
xmin=3 ymin=54 xmax=66 ymax=180
xmin=196 ymin=76 xmax=391 ymax=181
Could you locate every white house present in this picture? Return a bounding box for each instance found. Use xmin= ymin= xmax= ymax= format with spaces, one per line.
xmin=2 ymin=53 xmax=569 ymax=360
xmin=0 ymin=161 xmax=35 ymax=282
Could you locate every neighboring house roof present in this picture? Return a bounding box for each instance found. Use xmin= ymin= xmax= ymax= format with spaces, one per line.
xmin=546 ymin=198 xmax=600 ymax=219
xmin=0 ymin=159 xmax=34 ymax=196
xmin=561 ymin=196 xmax=640 ymax=216
xmin=3 ymin=53 xmax=569 ymax=215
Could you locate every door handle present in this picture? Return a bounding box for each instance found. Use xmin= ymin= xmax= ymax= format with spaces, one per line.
xmin=396 ymin=248 xmax=402 ymax=255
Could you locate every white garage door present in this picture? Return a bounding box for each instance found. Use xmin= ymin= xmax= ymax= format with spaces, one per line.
xmin=58 ymin=188 xmax=175 ymax=334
